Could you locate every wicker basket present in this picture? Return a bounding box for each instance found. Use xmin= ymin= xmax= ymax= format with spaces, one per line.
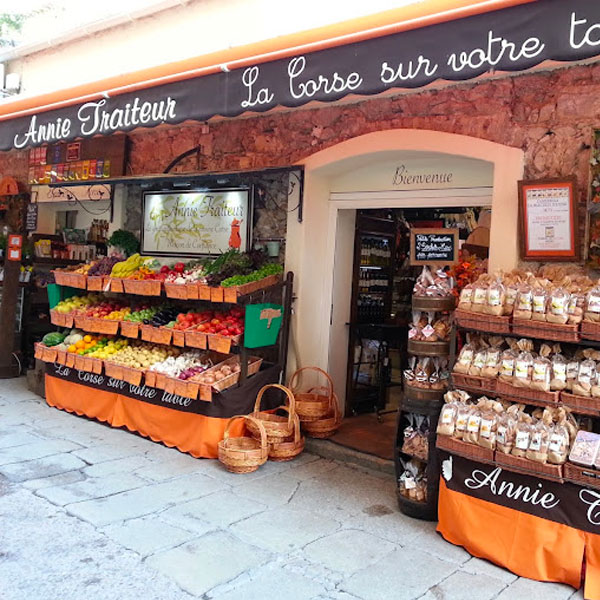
xmin=49 ymin=309 xmax=65 ymax=326
xmin=196 ymin=356 xmax=263 ymax=401
xmin=55 ymin=349 xmax=67 ymax=365
xmin=512 ymin=319 xmax=580 ymax=343
xmin=412 ymin=295 xmax=456 ymax=312
xmin=454 ymin=309 xmax=511 ymax=334
xmin=120 ymin=320 xmax=140 ymax=339
xmin=268 ymin=406 xmax=305 ymax=462
xmin=564 ymin=462 xmax=600 ymax=489
xmin=34 ymin=343 xmax=44 ymax=360
xmin=88 ymin=317 xmax=119 ymax=335
xmin=109 ymin=278 xmax=124 ymax=293
xmin=210 ymin=287 xmax=224 ymax=303
xmin=560 ymin=391 xmax=600 ymax=417
xmin=164 ymin=282 xmax=189 ymax=299
xmin=104 ymin=362 xmax=125 ymax=381
xmin=581 ymin=320 xmax=600 ymax=342
xmin=186 ymin=282 xmax=200 ymax=300
xmin=289 ymin=366 xmax=334 ymax=422
xmin=301 ymin=391 xmax=341 ymax=439
xmin=495 ymin=452 xmax=563 ymax=482
xmin=403 ymin=382 xmax=445 ymax=403
xmin=247 ymin=384 xmax=296 ymax=442
xmin=198 ymin=284 xmax=211 ymax=301
xmin=218 ymin=415 xmax=269 ymax=473
xmin=496 ymin=380 xmax=560 ymax=407
xmin=436 ymin=435 xmax=495 ymax=464
xmin=451 ymin=372 xmax=497 ymax=395
xmin=86 ymin=275 xmax=105 ymax=291
xmin=123 ymin=279 xmax=162 ymax=296
xmin=185 ymin=329 xmax=207 ymax=349
xmin=407 ymin=339 xmax=450 ymax=356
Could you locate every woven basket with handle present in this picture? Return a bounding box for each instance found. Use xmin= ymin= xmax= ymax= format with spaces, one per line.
xmin=289 ymin=366 xmax=333 ymax=422
xmin=268 ymin=406 xmax=305 ymax=462
xmin=301 ymin=389 xmax=342 ymax=439
xmin=246 ymin=383 xmax=296 ymax=442
xmin=218 ymin=415 xmax=268 ymax=474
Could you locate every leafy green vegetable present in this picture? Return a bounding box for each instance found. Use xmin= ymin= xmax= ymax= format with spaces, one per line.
xmin=221 ymin=263 xmax=283 ymax=287
xmin=108 ymin=230 xmax=140 ymax=257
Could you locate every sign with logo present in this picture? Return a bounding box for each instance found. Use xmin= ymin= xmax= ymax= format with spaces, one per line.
xmin=141 ymin=189 xmax=251 ymax=257
xmin=410 ymin=228 xmax=458 ymax=266
xmin=1 ymin=0 xmax=600 ymax=151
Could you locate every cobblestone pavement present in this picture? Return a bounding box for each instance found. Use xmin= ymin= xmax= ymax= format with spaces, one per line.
xmin=0 ymin=378 xmax=585 ymax=600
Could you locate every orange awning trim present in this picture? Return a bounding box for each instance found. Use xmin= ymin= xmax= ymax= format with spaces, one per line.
xmin=0 ymin=0 xmax=535 ymax=122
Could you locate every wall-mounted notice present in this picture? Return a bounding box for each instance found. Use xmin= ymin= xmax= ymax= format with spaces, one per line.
xmin=410 ymin=228 xmax=459 ymax=266
xmin=518 ymin=178 xmax=578 ymax=261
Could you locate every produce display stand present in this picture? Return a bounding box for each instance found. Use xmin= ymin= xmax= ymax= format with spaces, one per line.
xmin=40 ymin=271 xmax=294 ymax=458
xmin=438 ymin=319 xmax=600 ymax=598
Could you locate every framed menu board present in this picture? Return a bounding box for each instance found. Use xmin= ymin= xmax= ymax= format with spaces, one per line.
xmin=410 ymin=228 xmax=459 ymax=266
xmin=518 ymin=177 xmax=579 ymax=261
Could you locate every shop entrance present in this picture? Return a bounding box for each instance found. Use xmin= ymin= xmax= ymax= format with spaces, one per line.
xmin=329 ymin=205 xmax=490 ymax=459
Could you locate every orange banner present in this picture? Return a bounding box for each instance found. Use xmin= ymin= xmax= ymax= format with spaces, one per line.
xmin=45 ymin=375 xmax=244 ymax=458
xmin=437 ymin=479 xmax=597 ymax=595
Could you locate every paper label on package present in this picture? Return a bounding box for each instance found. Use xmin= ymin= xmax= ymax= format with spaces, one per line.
xmin=460 ymin=288 xmax=473 ymax=303
xmin=551 ymin=297 xmax=567 ymax=315
xmin=480 ymin=418 xmax=493 ymax=439
xmin=488 ymin=289 xmax=502 ymax=306
xmin=404 ymin=478 xmax=416 ymax=490
xmin=579 ymin=364 xmax=593 ymax=385
xmin=588 ymin=294 xmax=600 ymax=313
xmin=486 ymin=350 xmax=500 ymax=368
xmin=467 ymin=414 xmax=481 ymax=433
xmin=459 ymin=349 xmax=474 ymax=365
xmin=529 ymin=432 xmax=542 ymax=451
xmin=515 ymin=359 xmax=530 ymax=380
xmin=553 ymin=363 xmax=567 ymax=381
xmin=473 ymin=353 xmax=486 ymax=369
xmin=408 ymin=327 xmax=418 ymax=339
xmin=533 ymin=294 xmax=546 ymax=312
xmin=517 ymin=291 xmax=532 ymax=310
xmin=515 ymin=430 xmax=530 ymax=450
xmin=549 ymin=434 xmax=564 ymax=453
xmin=567 ymin=361 xmax=579 ymax=379
xmin=497 ymin=425 xmax=507 ymax=445
xmin=501 ymin=358 xmax=515 ymax=376
xmin=473 ymin=288 xmax=487 ymax=305
xmin=422 ymin=324 xmax=435 ymax=338
xmin=506 ymin=287 xmax=518 ymax=303
xmin=456 ymin=415 xmax=468 ymax=431
xmin=441 ymin=406 xmax=454 ymax=425
xmin=533 ymin=363 xmax=549 ymax=382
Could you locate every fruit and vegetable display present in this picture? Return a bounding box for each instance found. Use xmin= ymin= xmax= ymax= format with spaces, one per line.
xmin=221 ymin=263 xmax=283 ymax=287
xmin=105 ymin=341 xmax=177 ymax=368
xmin=88 ymin=256 xmax=121 ymax=276
xmin=41 ymin=331 xmax=66 ymax=347
xmin=53 ymin=294 xmax=99 ymax=314
xmin=193 ymin=360 xmax=245 ymax=385
xmin=148 ymin=350 xmax=212 ymax=379
xmin=194 ymin=307 xmax=244 ymax=337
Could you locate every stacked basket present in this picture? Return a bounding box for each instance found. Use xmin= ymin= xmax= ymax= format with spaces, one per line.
xmin=218 ymin=384 xmax=305 ymax=473
xmin=289 ymin=367 xmax=341 ymax=439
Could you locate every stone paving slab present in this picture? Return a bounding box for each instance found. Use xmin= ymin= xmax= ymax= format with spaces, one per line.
xmin=146 ymin=531 xmax=271 ymax=597
xmin=0 ymin=378 xmax=589 ymax=600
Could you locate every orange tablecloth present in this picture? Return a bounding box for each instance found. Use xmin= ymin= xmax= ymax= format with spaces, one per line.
xmin=45 ymin=375 xmax=244 ymax=458
xmin=437 ymin=453 xmax=600 ymax=599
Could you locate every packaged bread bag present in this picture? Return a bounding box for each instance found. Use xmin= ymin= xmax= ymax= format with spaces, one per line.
xmin=485 ymin=278 xmax=506 ymax=316
xmin=550 ymin=353 xmax=568 ymax=391
xmin=526 ymin=410 xmax=553 ymax=463
xmin=496 ymin=404 xmax=522 ymax=455
xmin=547 ymin=408 xmax=571 ymax=465
xmin=478 ymin=399 xmax=503 ymax=450
xmin=531 ymin=285 xmax=548 ymax=322
xmin=457 ymin=284 xmax=474 ymax=312
xmin=547 ymin=287 xmax=570 ymax=325
xmin=470 ymin=278 xmax=489 ymax=314
xmin=585 ymin=286 xmax=600 ymax=323
xmin=481 ymin=337 xmax=504 ymax=379
xmin=513 ymin=284 xmax=533 ymax=320
xmin=572 ymin=358 xmax=596 ymax=397
xmin=511 ymin=413 xmax=534 ymax=458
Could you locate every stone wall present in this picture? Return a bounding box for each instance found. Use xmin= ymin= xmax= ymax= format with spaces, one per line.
xmin=2 ymin=62 xmax=600 ymax=258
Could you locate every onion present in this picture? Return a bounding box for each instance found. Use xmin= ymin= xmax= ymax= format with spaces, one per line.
xmin=221 ymin=366 xmax=232 ymax=376
xmin=214 ymin=372 xmax=225 ymax=381
xmin=232 ymin=363 xmax=241 ymax=373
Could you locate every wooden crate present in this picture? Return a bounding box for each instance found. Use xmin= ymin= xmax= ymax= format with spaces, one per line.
xmin=512 ymin=319 xmax=580 ymax=343
xmin=560 ymin=391 xmax=600 ymax=417
xmin=495 ymin=452 xmax=563 ymax=482
xmin=436 ymin=435 xmax=495 ymax=464
xmin=496 ymin=380 xmax=560 ymax=407
xmin=451 ymin=372 xmax=497 ymax=395
xmin=454 ymin=309 xmax=511 ymax=334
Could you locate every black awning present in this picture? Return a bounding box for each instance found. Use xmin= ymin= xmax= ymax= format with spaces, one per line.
xmin=2 ymin=0 xmax=599 ymax=152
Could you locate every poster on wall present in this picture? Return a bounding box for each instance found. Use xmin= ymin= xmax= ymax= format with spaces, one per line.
xmin=518 ymin=178 xmax=578 ymax=261
xmin=141 ymin=188 xmax=251 ymax=257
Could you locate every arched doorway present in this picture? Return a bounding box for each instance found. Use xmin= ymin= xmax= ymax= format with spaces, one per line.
xmin=285 ymin=129 xmax=524 ymax=410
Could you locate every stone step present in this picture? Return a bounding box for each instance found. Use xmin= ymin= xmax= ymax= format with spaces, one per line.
xmin=304 ymin=437 xmax=395 ymax=478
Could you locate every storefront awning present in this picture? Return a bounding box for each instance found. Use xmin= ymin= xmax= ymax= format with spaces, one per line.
xmin=1 ymin=0 xmax=599 ymax=152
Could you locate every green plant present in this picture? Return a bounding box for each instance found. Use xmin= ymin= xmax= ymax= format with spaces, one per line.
xmin=108 ymin=230 xmax=140 ymax=257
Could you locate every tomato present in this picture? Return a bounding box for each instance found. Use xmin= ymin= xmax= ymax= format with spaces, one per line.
xmin=177 ymin=313 xmax=186 ymax=323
